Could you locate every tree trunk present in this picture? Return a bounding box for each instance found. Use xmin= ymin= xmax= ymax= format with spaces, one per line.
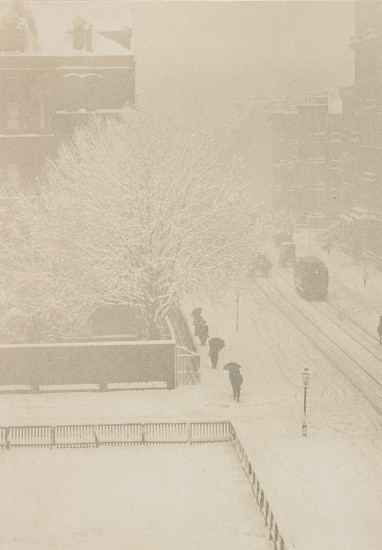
xmin=147 ymin=319 xmax=161 ymax=340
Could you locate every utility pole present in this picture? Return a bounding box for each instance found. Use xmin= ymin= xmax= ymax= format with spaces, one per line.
xmin=235 ymin=289 xmax=240 ymax=332
xmin=302 ymin=367 xmax=310 ymax=436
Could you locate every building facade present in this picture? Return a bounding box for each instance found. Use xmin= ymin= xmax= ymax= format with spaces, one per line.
xmin=272 ymin=94 xmax=343 ymax=228
xmin=340 ymin=1 xmax=382 ymax=262
xmin=0 ymin=1 xmax=135 ymax=192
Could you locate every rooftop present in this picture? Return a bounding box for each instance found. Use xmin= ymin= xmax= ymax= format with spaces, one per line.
xmin=0 ymin=1 xmax=133 ymax=56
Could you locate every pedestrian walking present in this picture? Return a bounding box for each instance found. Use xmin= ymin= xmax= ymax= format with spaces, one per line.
xmin=326 ymin=240 xmax=332 ymax=255
xmin=208 ymin=337 xmax=225 ymax=369
xmin=191 ymin=308 xmax=203 ymax=337
xmin=223 ymin=362 xmax=243 ymax=402
xmin=209 ymin=348 xmax=219 ymax=369
xmin=193 ymin=315 xmax=204 ymax=337
xmin=378 ymin=315 xmax=382 ymax=345
xmin=229 ymin=371 xmax=243 ymax=402
xmin=198 ymin=321 xmax=209 ymax=346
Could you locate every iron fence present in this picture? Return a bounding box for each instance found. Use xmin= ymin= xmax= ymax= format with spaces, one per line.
xmin=0 ymin=420 xmax=293 ymax=550
xmin=167 ymin=305 xmax=201 ymax=386
xmin=0 ymin=421 xmax=231 ymax=449
xmin=230 ymin=425 xmax=294 ymax=550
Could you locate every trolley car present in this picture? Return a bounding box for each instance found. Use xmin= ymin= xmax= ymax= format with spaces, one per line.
xmin=293 ymin=256 xmax=328 ymax=300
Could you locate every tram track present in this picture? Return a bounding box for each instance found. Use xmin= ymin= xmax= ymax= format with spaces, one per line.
xmin=273 ymin=266 xmax=382 ymax=363
xmin=251 ymin=275 xmax=382 ymax=417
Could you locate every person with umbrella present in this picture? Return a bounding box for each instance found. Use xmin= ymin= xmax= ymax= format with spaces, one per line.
xmin=191 ymin=308 xmax=203 ymax=337
xmin=191 ymin=308 xmax=203 ymax=318
xmin=208 ymin=337 xmax=225 ymax=369
xmin=223 ymin=362 xmax=243 ymax=402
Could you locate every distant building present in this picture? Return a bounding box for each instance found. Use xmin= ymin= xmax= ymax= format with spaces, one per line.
xmin=272 ymin=94 xmax=343 ymax=227
xmin=340 ymin=1 xmax=382 ymax=263
xmin=0 ymin=1 xmax=135 ymax=191
xmin=222 ymin=96 xmax=275 ymax=198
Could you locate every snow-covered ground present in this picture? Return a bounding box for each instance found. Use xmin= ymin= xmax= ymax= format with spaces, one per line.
xmin=2 ymin=234 xmax=382 ymax=550
xmin=0 ymin=443 xmax=270 ymax=550
xmin=184 ymin=280 xmax=382 ymax=550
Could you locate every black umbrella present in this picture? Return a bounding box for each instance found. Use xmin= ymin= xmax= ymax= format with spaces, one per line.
xmin=191 ymin=308 xmax=203 ymax=317
xmin=223 ymin=362 xmax=242 ymax=373
xmin=208 ymin=338 xmax=225 ymax=352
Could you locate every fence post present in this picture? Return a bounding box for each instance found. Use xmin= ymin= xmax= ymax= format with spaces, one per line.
xmin=94 ymin=426 xmax=100 ymax=448
xmin=142 ymin=424 xmax=145 ymax=443
xmin=5 ymin=427 xmax=9 ymax=450
xmin=187 ymin=423 xmax=192 ymax=445
xmin=51 ymin=426 xmax=55 ymax=449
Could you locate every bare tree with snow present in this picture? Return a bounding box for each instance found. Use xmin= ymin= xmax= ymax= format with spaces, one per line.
xmin=1 ymin=107 xmax=266 ymax=340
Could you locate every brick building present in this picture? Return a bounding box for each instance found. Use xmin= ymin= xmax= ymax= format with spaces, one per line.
xmin=340 ymin=1 xmax=382 ymax=262
xmin=272 ymin=94 xmax=343 ymax=228
xmin=0 ymin=1 xmax=135 ymax=191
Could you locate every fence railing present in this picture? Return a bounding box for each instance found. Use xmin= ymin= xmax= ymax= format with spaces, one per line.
xmin=176 ymin=346 xmax=200 ymax=385
xmin=230 ymin=425 xmax=294 ymax=550
xmin=167 ymin=305 xmax=201 ymax=386
xmin=0 ymin=421 xmax=231 ymax=449
xmin=0 ymin=420 xmax=293 ymax=550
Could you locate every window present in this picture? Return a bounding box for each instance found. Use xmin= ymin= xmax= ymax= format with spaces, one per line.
xmin=6 ymin=103 xmax=20 ymax=130
xmin=7 ymin=163 xmax=20 ymax=187
xmin=73 ymin=25 xmax=85 ymax=50
xmin=61 ymin=73 xmax=102 ymax=112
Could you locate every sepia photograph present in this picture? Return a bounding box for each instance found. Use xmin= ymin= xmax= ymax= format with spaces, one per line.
xmin=0 ymin=0 xmax=381 ymax=549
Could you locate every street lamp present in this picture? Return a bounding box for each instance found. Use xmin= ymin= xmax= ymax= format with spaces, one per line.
xmin=235 ymin=289 xmax=240 ymax=332
xmin=302 ymin=367 xmax=310 ymax=436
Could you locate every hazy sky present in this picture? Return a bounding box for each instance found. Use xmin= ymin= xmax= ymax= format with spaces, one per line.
xmin=130 ymin=2 xmax=354 ymax=126
xmin=48 ymin=1 xmax=355 ymax=127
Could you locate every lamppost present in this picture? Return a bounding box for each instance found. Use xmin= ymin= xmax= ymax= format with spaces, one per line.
xmin=302 ymin=367 xmax=310 ymax=436
xmin=235 ymin=289 xmax=240 ymax=332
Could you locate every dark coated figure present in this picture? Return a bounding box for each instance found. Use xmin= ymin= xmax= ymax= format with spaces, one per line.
xmin=193 ymin=315 xmax=204 ymax=337
xmin=229 ymin=371 xmax=243 ymax=402
xmin=208 ymin=337 xmax=225 ymax=369
xmin=198 ymin=321 xmax=209 ymax=346
xmin=191 ymin=308 xmax=204 ymax=337
xmin=209 ymin=348 xmax=219 ymax=369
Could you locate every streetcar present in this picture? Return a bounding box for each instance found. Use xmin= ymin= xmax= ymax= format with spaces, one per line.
xmin=248 ymin=252 xmax=272 ymax=278
xmin=293 ymin=256 xmax=328 ymax=300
